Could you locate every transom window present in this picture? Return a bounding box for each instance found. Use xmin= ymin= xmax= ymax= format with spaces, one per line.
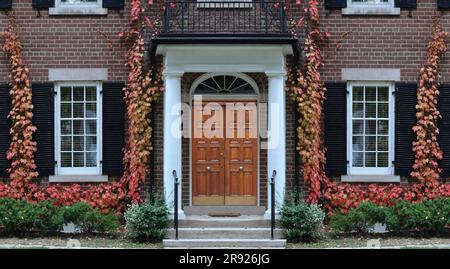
xmin=193 ymin=75 xmax=256 ymax=95
xmin=56 ymin=83 xmax=101 ymax=175
xmin=348 ymin=83 xmax=394 ymax=175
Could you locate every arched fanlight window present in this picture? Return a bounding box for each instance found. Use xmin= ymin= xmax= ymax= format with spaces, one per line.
xmin=193 ymin=75 xmax=257 ymax=95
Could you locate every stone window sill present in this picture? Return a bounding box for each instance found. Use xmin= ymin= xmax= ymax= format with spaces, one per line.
xmin=341 ymin=174 xmax=400 ymax=183
xmin=49 ymin=7 xmax=108 ymax=16
xmin=49 ymin=175 xmax=108 ymax=183
xmin=342 ymin=6 xmax=400 ymax=16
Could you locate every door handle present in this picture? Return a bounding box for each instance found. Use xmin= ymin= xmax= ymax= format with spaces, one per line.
xmin=239 ymin=166 xmax=244 ymax=171
xmin=206 ymin=166 xmax=211 ymax=171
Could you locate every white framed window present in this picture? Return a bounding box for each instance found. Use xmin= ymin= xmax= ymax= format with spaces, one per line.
xmin=343 ymin=0 xmax=400 ymax=15
xmin=349 ymin=0 xmax=392 ymax=7
xmin=57 ymin=0 xmax=101 ymax=8
xmin=55 ymin=82 xmax=102 ymax=175
xmin=347 ymin=82 xmax=394 ymax=175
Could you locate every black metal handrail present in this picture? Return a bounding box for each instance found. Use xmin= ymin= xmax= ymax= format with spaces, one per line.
xmin=173 ymin=170 xmax=180 ymax=240
xmin=162 ymin=1 xmax=287 ymax=34
xmin=270 ymin=169 xmax=277 ymax=240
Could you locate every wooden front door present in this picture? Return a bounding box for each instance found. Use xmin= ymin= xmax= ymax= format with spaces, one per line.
xmin=192 ymin=101 xmax=258 ymax=206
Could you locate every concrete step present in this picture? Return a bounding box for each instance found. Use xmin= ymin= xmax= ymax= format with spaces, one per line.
xmin=167 ymin=228 xmax=284 ymax=239
xmin=184 ymin=206 xmax=266 ymax=216
xmin=163 ymin=239 xmax=286 ymax=249
xmin=176 ymin=215 xmax=278 ymax=228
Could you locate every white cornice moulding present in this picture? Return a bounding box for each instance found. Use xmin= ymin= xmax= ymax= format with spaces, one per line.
xmin=49 ymin=68 xmax=108 ymax=82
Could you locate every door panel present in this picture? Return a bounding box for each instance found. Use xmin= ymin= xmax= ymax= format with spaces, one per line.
xmin=192 ymin=101 xmax=257 ymax=206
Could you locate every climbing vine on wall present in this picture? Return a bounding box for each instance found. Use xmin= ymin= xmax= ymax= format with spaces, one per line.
xmin=286 ymin=0 xmax=331 ymax=203
xmin=411 ymin=16 xmax=447 ymax=192
xmin=2 ymin=14 xmax=38 ymax=192
xmin=119 ymin=0 xmax=164 ymax=203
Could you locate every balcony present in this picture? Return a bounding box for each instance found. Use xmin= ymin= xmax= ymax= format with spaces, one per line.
xmin=155 ymin=1 xmax=294 ymax=44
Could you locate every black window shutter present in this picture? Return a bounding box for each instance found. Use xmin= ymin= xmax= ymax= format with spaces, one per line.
xmin=394 ymin=0 xmax=417 ymax=9
xmin=32 ymin=0 xmax=55 ymax=10
xmin=0 ymin=0 xmax=12 ymax=10
xmin=103 ymin=0 xmax=125 ymax=10
xmin=394 ymin=82 xmax=417 ymax=176
xmin=0 ymin=84 xmax=11 ymax=178
xmin=325 ymin=0 xmax=347 ymax=10
xmin=32 ymin=82 xmax=55 ymax=177
xmin=102 ymin=82 xmax=125 ymax=177
xmin=438 ymin=84 xmax=450 ymax=177
xmin=437 ymin=0 xmax=450 ymax=9
xmin=324 ymin=82 xmax=347 ymax=177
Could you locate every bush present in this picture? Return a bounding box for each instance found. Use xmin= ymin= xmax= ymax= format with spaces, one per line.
xmin=385 ymin=198 xmax=450 ymax=236
xmin=62 ymin=202 xmax=120 ymax=234
xmin=0 ymin=198 xmax=119 ymax=236
xmin=330 ymin=202 xmax=388 ymax=233
xmin=330 ymin=198 xmax=450 ymax=236
xmin=124 ymin=200 xmax=169 ymax=241
xmin=0 ymin=198 xmax=64 ymax=236
xmin=280 ymin=202 xmax=325 ymax=241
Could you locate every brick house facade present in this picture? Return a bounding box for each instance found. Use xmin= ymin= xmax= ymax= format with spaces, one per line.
xmin=0 ymin=0 xmax=450 ymax=216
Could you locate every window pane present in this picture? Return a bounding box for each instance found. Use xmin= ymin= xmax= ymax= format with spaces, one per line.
xmin=61 ymin=87 xmax=72 ymax=102
xmin=365 ymin=103 xmax=376 ymax=118
xmin=73 ymin=86 xmax=84 ymax=101
xmin=352 ymin=152 xmax=364 ymax=167
xmin=86 ymin=120 xmax=96 ymax=135
xmin=365 ymin=87 xmax=376 ymax=101
xmin=86 ymin=103 xmax=96 ymax=118
xmin=353 ymin=87 xmax=364 ymax=101
xmin=353 ymin=120 xmax=364 ymax=134
xmin=86 ymin=152 xmax=97 ymax=167
xmin=61 ymin=120 xmax=72 ymax=135
xmin=378 ymin=103 xmax=388 ymax=118
xmin=73 ymin=120 xmax=84 ymax=135
xmin=61 ymin=136 xmax=72 ymax=151
xmin=73 ymin=136 xmax=84 ymax=151
xmin=377 ymin=136 xmax=388 ymax=151
xmin=352 ymin=103 xmax=364 ymax=118
xmin=85 ymin=87 xmax=96 ymax=101
xmin=61 ymin=152 xmax=72 ymax=167
xmin=352 ymin=136 xmax=364 ymax=151
xmin=60 ymin=103 xmax=72 ymax=118
xmin=365 ymin=136 xmax=376 ymax=151
xmin=378 ymin=87 xmax=389 ymax=102
xmin=86 ymin=136 xmax=97 ymax=151
xmin=365 ymin=120 xmax=376 ymax=135
xmin=73 ymin=103 xmax=84 ymax=118
xmin=365 ymin=152 xmax=376 ymax=167
xmin=73 ymin=152 xmax=84 ymax=167
xmin=378 ymin=120 xmax=389 ymax=135
xmin=377 ymin=152 xmax=388 ymax=167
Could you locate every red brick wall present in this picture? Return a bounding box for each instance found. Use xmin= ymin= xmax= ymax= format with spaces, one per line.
xmin=0 ymin=0 xmax=130 ymax=83
xmin=318 ymin=0 xmax=450 ymax=82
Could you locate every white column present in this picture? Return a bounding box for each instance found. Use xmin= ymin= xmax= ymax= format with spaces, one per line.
xmin=163 ymin=73 xmax=185 ymax=218
xmin=265 ymin=73 xmax=286 ymax=219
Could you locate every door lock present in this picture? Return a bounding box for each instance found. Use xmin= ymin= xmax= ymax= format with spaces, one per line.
xmin=239 ymin=166 xmax=244 ymax=171
xmin=206 ymin=166 xmax=211 ymax=171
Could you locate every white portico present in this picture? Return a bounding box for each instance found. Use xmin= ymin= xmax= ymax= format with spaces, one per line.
xmin=156 ymin=44 xmax=293 ymax=218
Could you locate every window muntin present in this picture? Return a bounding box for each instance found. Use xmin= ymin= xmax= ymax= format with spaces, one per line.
xmin=57 ymin=83 xmax=101 ymax=175
xmin=348 ymin=83 xmax=393 ymax=175
xmin=193 ymin=75 xmax=256 ymax=95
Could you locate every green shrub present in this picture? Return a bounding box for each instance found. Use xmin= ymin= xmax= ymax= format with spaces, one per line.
xmin=280 ymin=202 xmax=325 ymax=241
xmin=330 ymin=202 xmax=388 ymax=233
xmin=124 ymin=200 xmax=169 ymax=241
xmin=61 ymin=202 xmax=120 ymax=234
xmin=385 ymin=198 xmax=450 ymax=236
xmin=0 ymin=198 xmax=64 ymax=236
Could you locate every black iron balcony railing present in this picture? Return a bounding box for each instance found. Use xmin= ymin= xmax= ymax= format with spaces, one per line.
xmin=162 ymin=1 xmax=287 ymax=35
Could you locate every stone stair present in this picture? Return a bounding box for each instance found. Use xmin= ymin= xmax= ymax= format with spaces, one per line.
xmin=163 ymin=208 xmax=286 ymax=249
